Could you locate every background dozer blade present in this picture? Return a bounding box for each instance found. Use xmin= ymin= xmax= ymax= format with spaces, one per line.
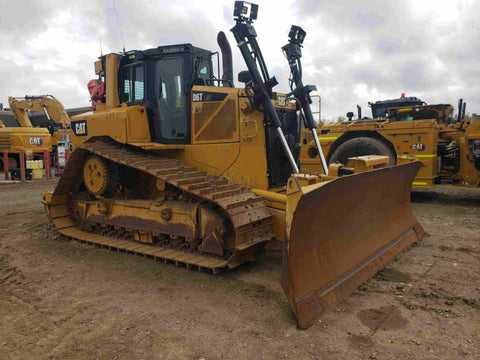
xmin=281 ymin=161 xmax=424 ymax=329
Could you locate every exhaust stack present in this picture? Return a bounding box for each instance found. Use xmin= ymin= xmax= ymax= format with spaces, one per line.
xmin=217 ymin=31 xmax=234 ymax=87
xmin=357 ymin=104 xmax=362 ymax=119
xmin=457 ymin=98 xmax=463 ymax=122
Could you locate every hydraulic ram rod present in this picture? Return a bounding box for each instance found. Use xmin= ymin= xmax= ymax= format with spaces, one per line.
xmin=282 ymin=25 xmax=328 ymax=175
xmin=231 ymin=2 xmax=300 ymax=173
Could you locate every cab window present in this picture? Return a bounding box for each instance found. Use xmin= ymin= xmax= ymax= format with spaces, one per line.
xmin=197 ymin=60 xmax=211 ymax=84
xmin=122 ymin=63 xmax=145 ymax=103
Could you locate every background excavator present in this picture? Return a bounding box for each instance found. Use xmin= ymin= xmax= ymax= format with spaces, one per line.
xmin=8 ymin=95 xmax=72 ymax=151
xmin=43 ymin=1 xmax=424 ymax=329
xmin=0 ymin=96 xmax=53 ymax=174
xmin=301 ymin=95 xmax=480 ymax=188
xmin=1 ymin=95 xmax=73 ymax=174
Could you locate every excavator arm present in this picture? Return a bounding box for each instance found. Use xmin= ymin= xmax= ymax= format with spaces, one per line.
xmin=8 ymin=95 xmax=70 ymax=128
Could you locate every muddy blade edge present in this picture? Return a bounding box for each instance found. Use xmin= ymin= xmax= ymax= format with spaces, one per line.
xmin=281 ymin=161 xmax=424 ymax=329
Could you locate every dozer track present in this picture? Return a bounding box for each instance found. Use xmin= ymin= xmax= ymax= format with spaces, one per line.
xmin=46 ymin=139 xmax=274 ymax=273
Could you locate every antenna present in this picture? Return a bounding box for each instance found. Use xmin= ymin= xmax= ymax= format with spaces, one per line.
xmin=112 ymin=0 xmax=126 ymax=53
xmin=99 ymin=38 xmax=103 ymax=57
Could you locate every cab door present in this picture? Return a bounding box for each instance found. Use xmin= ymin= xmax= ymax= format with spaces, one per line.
xmin=150 ymin=57 xmax=188 ymax=144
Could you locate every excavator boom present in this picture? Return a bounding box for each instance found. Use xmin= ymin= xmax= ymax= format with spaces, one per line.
xmin=8 ymin=95 xmax=70 ymax=127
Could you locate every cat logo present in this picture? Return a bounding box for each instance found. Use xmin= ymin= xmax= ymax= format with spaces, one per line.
xmin=412 ymin=143 xmax=425 ymax=151
xmin=72 ymin=120 xmax=87 ymax=136
xmin=29 ymin=137 xmax=42 ymax=146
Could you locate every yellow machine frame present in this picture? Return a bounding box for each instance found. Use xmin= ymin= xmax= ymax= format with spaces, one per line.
xmin=301 ymin=106 xmax=480 ymax=188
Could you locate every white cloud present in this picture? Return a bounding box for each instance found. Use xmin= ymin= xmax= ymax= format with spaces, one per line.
xmin=0 ymin=0 xmax=478 ymax=119
xmin=353 ymin=83 xmax=381 ymax=101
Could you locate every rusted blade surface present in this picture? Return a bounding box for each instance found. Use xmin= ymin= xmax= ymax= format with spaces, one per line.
xmin=281 ymin=161 xmax=424 ymax=329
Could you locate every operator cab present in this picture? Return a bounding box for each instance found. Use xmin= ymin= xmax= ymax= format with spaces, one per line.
xmin=369 ymin=96 xmax=425 ymax=119
xmin=386 ymin=104 xmax=454 ymax=123
xmin=117 ymin=44 xmax=220 ymax=144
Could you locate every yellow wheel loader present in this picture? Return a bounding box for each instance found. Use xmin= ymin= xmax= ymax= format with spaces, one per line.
xmin=301 ymin=96 xmax=480 ymax=188
xmin=43 ymin=1 xmax=424 ymax=329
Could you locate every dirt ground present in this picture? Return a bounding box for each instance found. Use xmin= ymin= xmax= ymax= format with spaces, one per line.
xmin=0 ymin=179 xmax=478 ymax=360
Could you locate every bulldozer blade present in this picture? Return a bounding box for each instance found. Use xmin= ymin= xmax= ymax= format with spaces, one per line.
xmin=281 ymin=161 xmax=424 ymax=329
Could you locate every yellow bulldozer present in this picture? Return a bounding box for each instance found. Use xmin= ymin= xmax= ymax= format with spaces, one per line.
xmin=43 ymin=2 xmax=424 ymax=329
xmin=301 ymin=95 xmax=480 ymax=188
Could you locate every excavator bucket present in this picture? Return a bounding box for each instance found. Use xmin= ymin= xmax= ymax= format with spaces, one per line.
xmin=281 ymin=161 xmax=424 ymax=329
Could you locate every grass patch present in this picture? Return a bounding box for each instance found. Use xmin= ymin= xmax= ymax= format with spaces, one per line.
xmin=20 ymin=222 xmax=47 ymax=231
xmin=375 ymin=268 xmax=411 ymax=283
xmin=438 ymin=245 xmax=479 ymax=254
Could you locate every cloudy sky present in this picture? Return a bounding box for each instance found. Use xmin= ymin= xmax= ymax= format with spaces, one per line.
xmin=0 ymin=0 xmax=478 ymax=121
